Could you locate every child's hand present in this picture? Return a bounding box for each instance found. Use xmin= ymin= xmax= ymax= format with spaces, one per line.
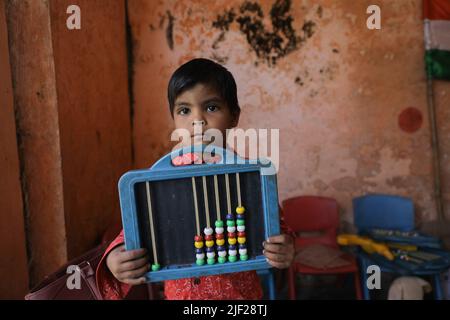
xmin=263 ymin=234 xmax=295 ymax=269
xmin=106 ymin=244 xmax=150 ymax=285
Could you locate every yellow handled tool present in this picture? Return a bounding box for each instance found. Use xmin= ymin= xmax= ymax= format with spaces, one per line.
xmin=337 ymin=234 xmax=394 ymax=260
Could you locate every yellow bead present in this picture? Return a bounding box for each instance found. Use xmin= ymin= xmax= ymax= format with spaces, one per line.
xmin=216 ymin=239 xmax=225 ymax=246
xmin=228 ymin=237 xmax=237 ymax=245
xmin=238 ymin=237 xmax=246 ymax=244
xmin=206 ymin=240 xmax=215 ymax=247
xmin=236 ymin=206 xmax=245 ymax=214
xmin=194 ymin=241 xmax=204 ymax=249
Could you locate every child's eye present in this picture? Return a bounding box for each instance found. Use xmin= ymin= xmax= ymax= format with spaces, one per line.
xmin=206 ymin=105 xmax=219 ymax=112
xmin=178 ymin=107 xmax=190 ymax=115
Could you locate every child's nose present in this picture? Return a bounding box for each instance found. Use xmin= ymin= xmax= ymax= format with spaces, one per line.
xmin=192 ymin=120 xmax=205 ymax=126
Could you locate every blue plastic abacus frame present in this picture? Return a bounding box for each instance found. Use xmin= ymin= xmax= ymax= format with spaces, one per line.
xmin=118 ymin=144 xmax=281 ymax=284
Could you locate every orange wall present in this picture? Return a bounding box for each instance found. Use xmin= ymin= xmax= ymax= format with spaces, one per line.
xmin=0 ymin=1 xmax=29 ymax=299
xmin=127 ymin=0 xmax=450 ymax=230
xmin=5 ymin=0 xmax=68 ymax=289
xmin=49 ymin=0 xmax=133 ymax=260
xmin=2 ymin=0 xmax=132 ymax=291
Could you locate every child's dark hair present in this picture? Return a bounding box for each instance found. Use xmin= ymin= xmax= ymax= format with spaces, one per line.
xmin=167 ymin=58 xmax=240 ymax=117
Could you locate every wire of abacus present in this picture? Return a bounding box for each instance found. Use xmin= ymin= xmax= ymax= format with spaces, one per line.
xmin=145 ymin=182 xmax=160 ymax=271
xmin=234 ymin=173 xmax=248 ymax=261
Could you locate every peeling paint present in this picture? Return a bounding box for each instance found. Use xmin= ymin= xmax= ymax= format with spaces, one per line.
xmin=212 ymin=0 xmax=317 ymax=66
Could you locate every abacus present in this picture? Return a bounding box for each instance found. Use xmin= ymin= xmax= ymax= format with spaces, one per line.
xmin=118 ymin=145 xmax=280 ymax=287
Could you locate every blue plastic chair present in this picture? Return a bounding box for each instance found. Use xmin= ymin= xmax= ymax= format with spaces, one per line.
xmin=353 ymin=194 xmax=445 ymax=300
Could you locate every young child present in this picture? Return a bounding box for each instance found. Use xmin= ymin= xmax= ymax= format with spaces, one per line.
xmin=96 ymin=58 xmax=295 ymax=300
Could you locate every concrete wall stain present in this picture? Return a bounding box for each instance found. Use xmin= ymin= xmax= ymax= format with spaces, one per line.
xmin=166 ymin=10 xmax=175 ymax=50
xmin=211 ymin=0 xmax=317 ymax=66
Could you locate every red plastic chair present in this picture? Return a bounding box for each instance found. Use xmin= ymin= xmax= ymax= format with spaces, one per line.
xmin=282 ymin=196 xmax=362 ymax=300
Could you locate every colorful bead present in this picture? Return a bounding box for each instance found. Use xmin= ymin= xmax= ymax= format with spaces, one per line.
xmin=194 ymin=235 xmax=203 ymax=242
xmin=206 ymin=247 xmax=214 ymax=252
xmin=236 ymin=214 xmax=245 ymax=220
xmin=205 ymin=234 xmax=213 ymax=241
xmin=206 ymin=252 xmax=215 ymax=258
xmin=218 ymin=250 xmax=227 ymax=257
xmin=240 ymin=254 xmax=248 ymax=261
xmin=194 ymin=241 xmax=204 ymax=249
xmin=226 ymin=214 xmax=234 ymax=220
xmin=217 ymin=245 xmax=226 ymax=251
xmin=204 ymin=227 xmax=214 ymax=236
xmin=226 ymin=220 xmax=236 ymax=227
xmin=228 ymin=237 xmax=237 ymax=245
xmin=196 ymin=253 xmax=205 ymax=259
xmin=206 ymin=240 xmax=215 ymax=247
xmin=215 ymin=227 xmax=224 ymax=234
xmin=195 ymin=248 xmax=203 ymax=254
xmin=228 ymin=255 xmax=237 ymax=262
xmin=228 ymin=249 xmax=237 ymax=256
xmin=151 ymin=264 xmax=160 ymax=271
xmin=215 ymin=220 xmax=224 ymax=227
xmin=228 ymin=245 xmax=237 ymax=250
xmin=236 ymin=206 xmax=245 ymax=214
xmin=207 ymin=258 xmax=215 ymax=265
xmin=216 ymin=239 xmax=225 ymax=246
xmin=238 ymin=237 xmax=246 ymax=244
xmin=218 ymin=256 xmax=227 ymax=264
xmin=216 ymin=233 xmax=224 ymax=240
xmin=237 ymin=231 xmax=246 ymax=237
xmin=196 ymin=259 xmax=205 ymax=266
xmin=238 ymin=244 xmax=246 ymax=249
xmin=236 ymin=219 xmax=245 ymax=226
xmin=228 ymin=232 xmax=236 ymax=238
xmin=237 ymin=225 xmax=245 ymax=232
xmin=239 ymin=248 xmax=247 ymax=255
xmin=227 ymin=226 xmax=236 ymax=233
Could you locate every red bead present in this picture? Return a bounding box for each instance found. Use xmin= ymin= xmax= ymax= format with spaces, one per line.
xmin=228 ymin=232 xmax=236 ymax=238
xmin=215 ymin=233 xmax=224 ymax=240
xmin=194 ymin=235 xmax=203 ymax=242
xmin=205 ymin=235 xmax=213 ymax=241
xmin=237 ymin=231 xmax=246 ymax=237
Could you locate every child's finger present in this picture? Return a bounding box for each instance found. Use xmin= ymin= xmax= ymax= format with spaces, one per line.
xmin=266 ymin=259 xmax=289 ymax=269
xmin=120 ymin=248 xmax=147 ymax=261
xmin=121 ymin=264 xmax=150 ymax=280
xmin=263 ymin=250 xmax=286 ymax=263
xmin=263 ymin=242 xmax=287 ymax=254
xmin=118 ymin=256 xmax=149 ymax=273
xmin=267 ymin=234 xmax=292 ymax=244
xmin=122 ymin=277 xmax=147 ymax=286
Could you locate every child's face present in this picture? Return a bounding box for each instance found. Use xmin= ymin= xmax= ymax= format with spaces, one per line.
xmin=173 ymin=83 xmax=239 ymax=146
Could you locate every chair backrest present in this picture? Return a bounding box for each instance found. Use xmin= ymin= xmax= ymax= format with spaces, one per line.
xmin=353 ymin=194 xmax=414 ymax=233
xmin=282 ymin=196 xmax=339 ymax=248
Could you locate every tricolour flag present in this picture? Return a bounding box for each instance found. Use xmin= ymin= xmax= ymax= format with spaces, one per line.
xmin=424 ymin=0 xmax=450 ymax=80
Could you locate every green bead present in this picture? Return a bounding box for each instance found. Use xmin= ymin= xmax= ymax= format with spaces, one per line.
xmin=236 ymin=219 xmax=245 ymax=226
xmin=207 ymin=258 xmax=216 ymax=265
xmin=226 ymin=220 xmax=236 ymax=227
xmin=218 ymin=256 xmax=227 ymax=264
xmin=196 ymin=259 xmax=205 ymax=266
xmin=240 ymin=254 xmax=248 ymax=261
xmin=228 ymin=255 xmax=237 ymax=262
xmin=215 ymin=220 xmax=224 ymax=227
xmin=151 ymin=264 xmax=160 ymax=271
